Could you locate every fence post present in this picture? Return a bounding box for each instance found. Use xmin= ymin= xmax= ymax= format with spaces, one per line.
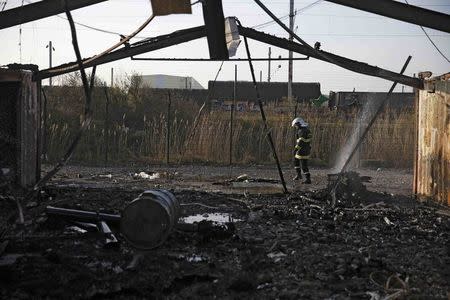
xmin=103 ymin=85 xmax=110 ymax=166
xmin=230 ymin=64 xmax=237 ymax=166
xmin=41 ymin=87 xmax=49 ymax=162
xmin=166 ymin=91 xmax=171 ymax=165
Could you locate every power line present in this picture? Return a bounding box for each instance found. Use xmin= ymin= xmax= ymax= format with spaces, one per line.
xmin=23 ymin=0 xmax=147 ymax=38
xmin=22 ymin=0 xmax=322 ymax=38
xmin=252 ymin=0 xmax=323 ymax=30
xmin=404 ymin=0 xmax=450 ymax=63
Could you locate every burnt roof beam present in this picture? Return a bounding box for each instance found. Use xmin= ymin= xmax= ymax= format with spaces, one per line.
xmin=324 ymin=0 xmax=450 ymax=33
xmin=239 ymin=26 xmax=423 ymax=89
xmin=0 ymin=0 xmax=109 ymax=30
xmin=36 ymin=26 xmax=207 ymax=80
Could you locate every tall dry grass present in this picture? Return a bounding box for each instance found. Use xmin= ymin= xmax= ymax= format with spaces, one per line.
xmin=44 ymin=74 xmax=415 ymax=168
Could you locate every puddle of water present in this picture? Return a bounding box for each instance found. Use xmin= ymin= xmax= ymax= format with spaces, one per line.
xmin=230 ymin=181 xmax=283 ymax=194
xmin=180 ymin=213 xmax=241 ymax=224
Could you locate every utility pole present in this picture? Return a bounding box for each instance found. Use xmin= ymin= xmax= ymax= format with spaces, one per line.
xmin=268 ymin=47 xmax=271 ymax=82
xmin=288 ymin=0 xmax=294 ymax=102
xmin=110 ymin=67 xmax=114 ymax=87
xmin=46 ymin=41 xmax=55 ymax=86
xmin=260 ymin=70 xmax=262 ymax=82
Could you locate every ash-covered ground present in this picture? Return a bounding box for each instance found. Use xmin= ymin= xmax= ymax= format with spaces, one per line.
xmin=1 ymin=165 xmax=449 ymax=299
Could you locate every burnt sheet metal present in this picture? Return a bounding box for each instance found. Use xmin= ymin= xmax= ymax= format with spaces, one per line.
xmin=415 ymin=76 xmax=450 ymax=205
xmin=0 ymin=68 xmax=41 ymax=187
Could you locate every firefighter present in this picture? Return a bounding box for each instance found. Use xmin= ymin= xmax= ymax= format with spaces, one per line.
xmin=292 ymin=117 xmax=312 ymax=184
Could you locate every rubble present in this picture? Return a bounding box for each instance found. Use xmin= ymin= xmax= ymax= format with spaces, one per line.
xmin=0 ymin=171 xmax=448 ymax=299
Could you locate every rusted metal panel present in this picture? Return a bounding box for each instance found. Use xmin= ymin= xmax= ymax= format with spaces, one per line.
xmin=0 ymin=68 xmax=40 ymax=187
xmin=415 ymin=76 xmax=450 ymax=205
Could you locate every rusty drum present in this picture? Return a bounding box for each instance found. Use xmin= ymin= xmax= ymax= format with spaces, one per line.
xmin=120 ymin=189 xmax=179 ymax=250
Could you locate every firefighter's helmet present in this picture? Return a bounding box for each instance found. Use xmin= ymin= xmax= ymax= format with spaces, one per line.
xmin=292 ymin=117 xmax=308 ymax=127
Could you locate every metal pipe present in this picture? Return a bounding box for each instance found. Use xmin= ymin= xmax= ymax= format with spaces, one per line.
xmin=268 ymin=47 xmax=271 ymax=82
xmin=46 ymin=206 xmax=121 ymax=224
xmin=130 ymin=57 xmax=309 ymax=61
xmin=238 ymin=19 xmax=288 ymax=194
xmin=103 ymin=86 xmax=110 ymax=166
xmin=98 ymin=220 xmax=119 ymax=248
xmin=340 ymin=56 xmax=412 ymax=173
xmin=166 ymin=91 xmax=171 ymax=165
xmin=331 ymin=56 xmax=412 ymax=207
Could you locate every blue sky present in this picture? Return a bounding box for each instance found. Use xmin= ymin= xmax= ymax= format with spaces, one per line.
xmin=1 ymin=0 xmax=449 ymax=93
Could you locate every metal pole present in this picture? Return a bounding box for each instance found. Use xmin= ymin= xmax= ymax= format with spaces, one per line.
xmin=41 ymin=88 xmax=48 ymax=161
xmin=341 ymin=56 xmax=412 ymax=173
xmin=48 ymin=41 xmax=53 ymax=86
xmin=131 ymin=57 xmax=310 ymax=62
xmin=230 ymin=64 xmax=237 ymax=166
xmin=103 ymin=86 xmax=110 ymax=165
xmin=268 ymin=47 xmax=271 ymax=82
xmin=166 ymin=91 xmax=172 ymax=164
xmin=239 ymin=20 xmax=288 ymax=193
xmin=288 ymin=0 xmax=294 ymax=102
xmin=331 ymin=56 xmax=412 ymax=207
xmin=110 ymin=67 xmax=114 ymax=87
xmin=260 ymin=70 xmax=262 ymax=82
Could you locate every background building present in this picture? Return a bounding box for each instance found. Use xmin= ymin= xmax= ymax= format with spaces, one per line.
xmin=140 ymin=74 xmax=204 ymax=90
xmin=209 ymin=81 xmax=321 ymax=103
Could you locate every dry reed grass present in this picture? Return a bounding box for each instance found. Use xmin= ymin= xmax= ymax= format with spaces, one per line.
xmin=44 ymin=75 xmax=415 ymax=168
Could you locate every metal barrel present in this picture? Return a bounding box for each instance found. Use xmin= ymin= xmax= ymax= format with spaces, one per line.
xmin=120 ymin=189 xmax=179 ymax=250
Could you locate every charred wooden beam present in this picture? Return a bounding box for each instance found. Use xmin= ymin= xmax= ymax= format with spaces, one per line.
xmin=201 ymin=0 xmax=228 ymax=59
xmin=238 ymin=26 xmax=423 ymax=89
xmin=324 ymin=0 xmax=450 ymax=33
xmin=36 ymin=26 xmax=207 ymax=80
xmin=0 ymin=0 xmax=109 ymax=30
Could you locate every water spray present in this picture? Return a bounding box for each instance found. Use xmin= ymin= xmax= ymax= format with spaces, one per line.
xmin=330 ymin=56 xmax=412 ymax=207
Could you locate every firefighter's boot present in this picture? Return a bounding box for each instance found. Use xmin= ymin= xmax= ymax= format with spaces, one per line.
xmin=293 ymin=168 xmax=302 ymax=180
xmin=303 ymin=173 xmax=311 ymax=184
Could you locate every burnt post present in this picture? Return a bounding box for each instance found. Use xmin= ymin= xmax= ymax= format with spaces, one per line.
xmin=41 ymin=87 xmax=49 ymax=162
xmin=201 ymin=0 xmax=229 ymax=60
xmin=230 ymin=64 xmax=237 ymax=166
xmin=103 ymin=85 xmax=110 ymax=165
xmin=0 ymin=67 xmax=41 ymax=187
xmin=166 ymin=91 xmax=172 ymax=165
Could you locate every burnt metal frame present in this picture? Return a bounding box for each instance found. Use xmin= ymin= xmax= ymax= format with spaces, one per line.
xmin=37 ymin=25 xmax=423 ymax=89
xmin=36 ymin=26 xmax=207 ymax=80
xmin=239 ymin=26 xmax=422 ymax=89
xmin=130 ymin=57 xmax=310 ymax=61
xmin=324 ymin=0 xmax=450 ymax=34
xmin=0 ymin=0 xmax=109 ymax=30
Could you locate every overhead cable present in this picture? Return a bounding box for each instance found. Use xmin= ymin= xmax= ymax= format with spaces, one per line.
xmin=404 ymin=0 xmax=449 ymax=64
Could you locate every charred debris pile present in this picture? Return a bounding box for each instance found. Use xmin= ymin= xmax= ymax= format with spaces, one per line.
xmin=0 ymin=172 xmax=449 ymax=299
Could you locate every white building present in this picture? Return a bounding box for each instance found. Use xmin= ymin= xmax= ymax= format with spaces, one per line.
xmin=140 ymin=74 xmax=204 ymax=90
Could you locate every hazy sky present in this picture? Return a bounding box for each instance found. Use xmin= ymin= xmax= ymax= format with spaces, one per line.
xmin=1 ymin=0 xmax=449 ymax=93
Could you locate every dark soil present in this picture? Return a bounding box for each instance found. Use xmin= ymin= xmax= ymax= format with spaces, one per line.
xmin=0 ymin=167 xmax=449 ymax=299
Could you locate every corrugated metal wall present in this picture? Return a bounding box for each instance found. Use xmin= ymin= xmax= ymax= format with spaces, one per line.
xmin=0 ymin=69 xmax=40 ymax=187
xmin=414 ymin=77 xmax=449 ymax=205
